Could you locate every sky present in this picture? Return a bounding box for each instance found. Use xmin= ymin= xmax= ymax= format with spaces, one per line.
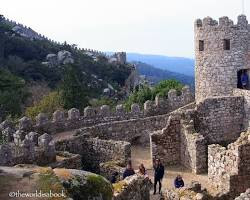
xmin=1 ymin=0 xmax=250 ymax=58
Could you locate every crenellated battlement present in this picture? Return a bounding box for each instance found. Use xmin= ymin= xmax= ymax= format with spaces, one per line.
xmin=0 ymin=86 xmax=193 ymax=135
xmin=195 ymin=15 xmax=249 ymax=30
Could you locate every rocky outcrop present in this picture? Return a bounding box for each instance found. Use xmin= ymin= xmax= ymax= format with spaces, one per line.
xmin=164 ymin=181 xmax=208 ymax=200
xmin=43 ymin=50 xmax=74 ymax=68
xmin=235 ymin=189 xmax=250 ymax=200
xmin=113 ymin=174 xmax=151 ymax=200
xmin=0 ymin=166 xmax=113 ymax=200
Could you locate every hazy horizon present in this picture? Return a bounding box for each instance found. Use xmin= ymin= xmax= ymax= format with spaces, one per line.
xmin=1 ymin=0 xmax=249 ymax=58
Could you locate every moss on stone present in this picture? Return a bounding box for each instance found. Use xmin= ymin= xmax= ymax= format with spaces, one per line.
xmin=86 ymin=174 xmax=113 ymax=200
xmin=37 ymin=169 xmax=66 ymax=200
xmin=64 ymin=173 xmax=113 ymax=200
xmin=113 ymin=180 xmax=128 ymax=194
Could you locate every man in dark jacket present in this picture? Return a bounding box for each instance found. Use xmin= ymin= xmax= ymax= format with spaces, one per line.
xmin=123 ymin=160 xmax=135 ymax=179
xmin=153 ymin=159 xmax=165 ymax=194
xmin=174 ymin=175 xmax=184 ymax=188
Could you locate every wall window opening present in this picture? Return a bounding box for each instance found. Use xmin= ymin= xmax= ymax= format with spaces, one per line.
xmin=223 ymin=39 xmax=230 ymax=50
xmin=199 ymin=40 xmax=204 ymax=51
xmin=237 ymin=69 xmax=249 ymax=89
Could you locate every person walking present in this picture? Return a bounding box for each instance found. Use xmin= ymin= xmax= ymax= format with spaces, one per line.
xmin=153 ymin=159 xmax=165 ymax=195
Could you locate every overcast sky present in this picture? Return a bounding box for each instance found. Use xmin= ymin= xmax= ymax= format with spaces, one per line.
xmin=1 ymin=0 xmax=249 ymax=58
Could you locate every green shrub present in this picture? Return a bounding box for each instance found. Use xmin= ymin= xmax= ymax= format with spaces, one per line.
xmin=124 ymin=79 xmax=184 ymax=110
xmin=0 ymin=69 xmax=29 ymax=119
xmin=90 ymin=97 xmax=117 ymax=108
xmin=25 ymin=91 xmax=63 ymax=119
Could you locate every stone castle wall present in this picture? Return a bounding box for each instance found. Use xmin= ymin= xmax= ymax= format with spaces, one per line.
xmin=195 ymin=15 xmax=250 ymax=102
xmin=55 ymin=136 xmax=131 ymax=173
xmin=233 ymin=88 xmax=250 ymax=129
xmin=150 ymin=110 xmax=207 ymax=174
xmin=195 ymin=96 xmax=244 ymax=144
xmin=0 ymin=133 xmax=56 ymax=166
xmin=113 ymin=175 xmax=151 ymax=200
xmin=78 ymin=113 xmax=170 ymax=145
xmin=10 ymin=86 xmax=192 ymax=135
xmin=150 ymin=113 xmax=181 ymax=166
xmin=150 ymin=96 xmax=245 ymax=174
xmin=235 ymin=189 xmax=250 ymax=200
xmin=208 ymin=132 xmax=250 ymax=198
xmin=180 ymin=113 xmax=207 ymax=174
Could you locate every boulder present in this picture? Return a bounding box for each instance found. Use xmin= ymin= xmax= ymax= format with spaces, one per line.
xmin=57 ymin=50 xmax=74 ymax=65
xmin=0 ymin=166 xmax=113 ymax=200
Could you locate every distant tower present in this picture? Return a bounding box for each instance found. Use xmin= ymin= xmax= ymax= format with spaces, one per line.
xmin=194 ymin=15 xmax=250 ymax=102
xmin=115 ymin=52 xmax=127 ymax=64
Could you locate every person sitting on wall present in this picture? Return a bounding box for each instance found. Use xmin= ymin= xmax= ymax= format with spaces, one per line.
xmin=123 ymin=160 xmax=135 ymax=179
xmin=111 ymin=171 xmax=119 ymax=183
xmin=153 ymin=159 xmax=165 ymax=195
xmin=174 ymin=175 xmax=184 ymax=188
xmin=241 ymin=70 xmax=249 ymax=89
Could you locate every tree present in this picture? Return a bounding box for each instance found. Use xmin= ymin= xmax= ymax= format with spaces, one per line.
xmin=124 ymin=79 xmax=184 ymax=110
xmin=152 ymin=79 xmax=183 ymax=97
xmin=60 ymin=64 xmax=89 ymax=110
xmin=0 ymin=69 xmax=29 ymax=119
xmin=25 ymin=91 xmax=63 ymax=119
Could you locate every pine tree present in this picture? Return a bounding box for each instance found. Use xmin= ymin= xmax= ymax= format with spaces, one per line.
xmin=60 ymin=64 xmax=88 ymax=111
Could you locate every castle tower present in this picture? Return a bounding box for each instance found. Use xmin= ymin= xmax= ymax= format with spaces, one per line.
xmin=115 ymin=52 xmax=127 ymax=64
xmin=194 ymin=15 xmax=250 ymax=102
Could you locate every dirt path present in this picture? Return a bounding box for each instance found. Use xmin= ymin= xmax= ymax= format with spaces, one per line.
xmin=131 ymin=145 xmax=212 ymax=192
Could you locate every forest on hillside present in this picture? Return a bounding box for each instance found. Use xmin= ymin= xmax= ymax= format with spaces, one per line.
xmin=0 ymin=16 xmax=132 ymax=120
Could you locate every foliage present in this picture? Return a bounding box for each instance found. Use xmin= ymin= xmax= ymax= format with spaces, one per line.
xmin=0 ymin=69 xmax=29 ymax=119
xmin=152 ymin=79 xmax=183 ymax=97
xmin=89 ymin=97 xmax=117 ymax=109
xmin=0 ymin=134 xmax=7 ymax=145
xmin=0 ymin=18 xmax=133 ymax=118
xmin=25 ymin=91 xmax=63 ymax=119
xmin=60 ymin=64 xmax=89 ymax=111
xmin=124 ymin=79 xmax=184 ymax=110
xmin=124 ymin=85 xmax=153 ymax=110
xmin=63 ymin=174 xmax=113 ymax=200
xmin=85 ymin=175 xmax=113 ymax=200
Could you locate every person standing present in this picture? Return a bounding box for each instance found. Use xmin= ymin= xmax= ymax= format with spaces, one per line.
xmin=153 ymin=159 xmax=165 ymax=195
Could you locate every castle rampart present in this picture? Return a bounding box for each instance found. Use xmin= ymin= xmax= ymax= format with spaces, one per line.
xmin=0 ymin=86 xmax=192 ymax=135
